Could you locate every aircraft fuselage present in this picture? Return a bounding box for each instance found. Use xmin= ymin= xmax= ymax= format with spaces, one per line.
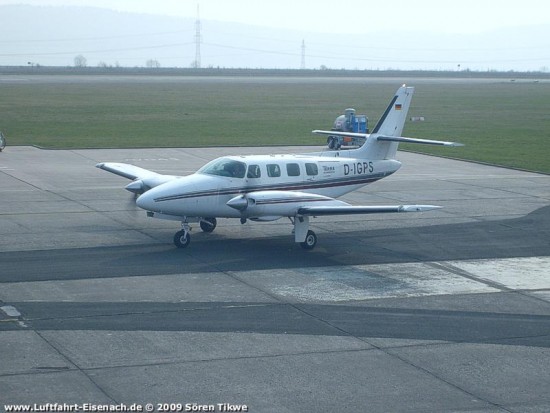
xmin=136 ymin=153 xmax=402 ymax=220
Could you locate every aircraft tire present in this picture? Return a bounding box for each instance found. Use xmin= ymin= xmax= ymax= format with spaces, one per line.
xmin=174 ymin=230 xmax=191 ymax=248
xmin=200 ymin=217 xmax=217 ymax=233
xmin=300 ymin=230 xmax=317 ymax=250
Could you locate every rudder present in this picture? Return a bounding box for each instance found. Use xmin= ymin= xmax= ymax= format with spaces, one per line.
xmin=354 ymin=85 xmax=414 ymax=160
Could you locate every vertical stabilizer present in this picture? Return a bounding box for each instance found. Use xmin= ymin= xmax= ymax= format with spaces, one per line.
xmin=356 ymin=85 xmax=414 ymax=160
xmin=313 ymin=85 xmax=461 ymax=161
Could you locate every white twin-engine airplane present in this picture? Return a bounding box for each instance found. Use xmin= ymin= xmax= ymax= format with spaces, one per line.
xmin=97 ymin=85 xmax=462 ymax=250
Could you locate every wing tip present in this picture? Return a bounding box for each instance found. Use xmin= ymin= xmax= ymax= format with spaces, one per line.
xmin=400 ymin=205 xmax=442 ymax=212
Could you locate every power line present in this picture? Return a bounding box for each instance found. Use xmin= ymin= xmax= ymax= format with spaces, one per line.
xmin=0 ymin=30 xmax=193 ymax=44
xmin=0 ymin=42 xmax=194 ymax=57
xmin=301 ymin=40 xmax=306 ymax=69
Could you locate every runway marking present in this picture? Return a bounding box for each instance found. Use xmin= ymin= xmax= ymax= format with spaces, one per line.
xmin=0 ymin=305 xmax=27 ymax=327
xmin=1 ymin=305 xmax=21 ymax=317
xmin=234 ymin=256 xmax=550 ymax=303
xmin=448 ymin=257 xmax=550 ymax=290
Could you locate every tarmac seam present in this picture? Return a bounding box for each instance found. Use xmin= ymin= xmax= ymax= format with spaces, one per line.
xmin=46 ymin=188 xmax=165 ymax=244
xmin=381 ymin=345 xmax=515 ymax=413
xmin=223 ymin=268 xmax=374 ymax=338
xmin=20 ymin=303 xmax=278 ymax=323
xmin=0 ymin=168 xmax=44 ymax=191
xmin=0 ymin=347 xmax=379 ymax=379
xmin=287 ymin=305 xmax=516 ymax=412
xmin=215 ymin=267 xmax=516 ymax=411
xmin=31 ymin=329 xmax=120 ymax=404
xmin=59 ymin=348 xmax=379 ymax=373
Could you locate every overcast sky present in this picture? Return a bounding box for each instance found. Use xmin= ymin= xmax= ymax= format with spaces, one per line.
xmin=1 ymin=0 xmax=549 ymax=70
xmin=2 ymin=0 xmax=550 ymax=35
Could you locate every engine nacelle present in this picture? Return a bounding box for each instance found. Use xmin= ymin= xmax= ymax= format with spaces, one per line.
xmin=227 ymin=191 xmax=348 ymax=218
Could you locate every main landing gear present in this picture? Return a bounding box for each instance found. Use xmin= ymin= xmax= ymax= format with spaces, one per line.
xmin=172 ymin=216 xmax=318 ymax=250
xmin=291 ymin=215 xmax=318 ymax=250
xmin=173 ymin=217 xmax=217 ymax=248
xmin=300 ymin=230 xmax=317 ymax=250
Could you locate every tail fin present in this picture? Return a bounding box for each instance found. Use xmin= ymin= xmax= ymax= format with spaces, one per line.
xmin=360 ymin=84 xmax=414 ymax=159
xmin=312 ymin=84 xmax=462 ymax=160
xmin=371 ymin=84 xmax=414 ymax=137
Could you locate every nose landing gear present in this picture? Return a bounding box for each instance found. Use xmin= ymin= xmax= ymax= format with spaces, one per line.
xmin=174 ymin=221 xmax=191 ymax=248
xmin=174 ymin=217 xmax=218 ymax=248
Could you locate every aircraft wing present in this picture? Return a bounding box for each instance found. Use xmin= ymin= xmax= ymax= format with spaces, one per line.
xmin=312 ymin=129 xmax=368 ymax=139
xmin=96 ymin=162 xmax=178 ymax=194
xmin=228 ymin=190 xmax=441 ymax=217
xmin=298 ymin=204 xmax=441 ymax=216
xmin=95 ymin=162 xmax=165 ymax=180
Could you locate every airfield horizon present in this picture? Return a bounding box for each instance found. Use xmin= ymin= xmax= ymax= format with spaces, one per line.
xmin=1 ymin=69 xmax=549 ymax=173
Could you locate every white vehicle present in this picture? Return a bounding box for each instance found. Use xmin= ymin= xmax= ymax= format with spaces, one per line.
xmin=97 ymin=85 xmax=462 ymax=250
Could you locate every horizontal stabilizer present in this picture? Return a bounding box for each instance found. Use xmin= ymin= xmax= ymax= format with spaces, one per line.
xmin=312 ymin=130 xmax=463 ymax=147
xmin=312 ymin=129 xmax=368 ymax=139
xmin=377 ymin=136 xmax=463 ymax=147
xmin=298 ymin=204 xmax=442 ymax=216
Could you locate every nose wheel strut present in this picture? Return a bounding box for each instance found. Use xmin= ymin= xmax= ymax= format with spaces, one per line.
xmin=174 ymin=221 xmax=191 ymax=248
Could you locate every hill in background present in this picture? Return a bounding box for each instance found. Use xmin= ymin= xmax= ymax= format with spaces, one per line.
xmin=0 ymin=4 xmax=548 ymax=72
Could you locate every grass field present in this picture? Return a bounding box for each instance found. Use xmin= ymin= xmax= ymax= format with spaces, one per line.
xmin=1 ymin=74 xmax=549 ymax=173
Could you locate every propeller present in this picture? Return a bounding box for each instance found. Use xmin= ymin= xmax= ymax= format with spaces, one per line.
xmin=227 ymin=194 xmax=252 ymax=224
xmin=124 ymin=180 xmax=148 ymax=217
xmin=226 ymin=194 xmax=250 ymax=211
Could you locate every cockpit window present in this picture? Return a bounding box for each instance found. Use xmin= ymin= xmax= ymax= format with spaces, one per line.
xmin=198 ymin=158 xmax=246 ymax=178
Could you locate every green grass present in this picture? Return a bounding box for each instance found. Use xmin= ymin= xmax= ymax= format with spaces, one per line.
xmin=1 ymin=77 xmax=549 ymax=173
xmin=401 ymin=82 xmax=550 ymax=174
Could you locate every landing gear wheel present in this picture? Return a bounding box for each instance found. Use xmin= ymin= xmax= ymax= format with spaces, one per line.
xmin=200 ymin=217 xmax=217 ymax=233
xmin=300 ymin=230 xmax=317 ymax=250
xmin=174 ymin=230 xmax=191 ymax=248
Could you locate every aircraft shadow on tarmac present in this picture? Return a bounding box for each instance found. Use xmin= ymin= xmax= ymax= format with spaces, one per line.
xmin=2 ymin=207 xmax=549 ymax=348
xmin=1 ymin=205 xmax=549 ymax=282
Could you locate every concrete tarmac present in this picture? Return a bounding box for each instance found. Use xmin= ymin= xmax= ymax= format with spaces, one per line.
xmin=1 ymin=146 xmax=549 ymax=413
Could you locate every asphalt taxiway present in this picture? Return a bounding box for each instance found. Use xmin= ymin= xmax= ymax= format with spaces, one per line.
xmin=1 ymin=146 xmax=549 ymax=412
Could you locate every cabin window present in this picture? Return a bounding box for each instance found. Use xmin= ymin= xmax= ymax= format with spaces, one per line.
xmin=305 ymin=163 xmax=318 ymax=176
xmin=247 ymin=164 xmax=261 ymax=178
xmin=286 ymin=163 xmax=301 ymax=177
xmin=267 ymin=164 xmax=281 ymax=177
xmin=198 ymin=158 xmax=246 ymax=178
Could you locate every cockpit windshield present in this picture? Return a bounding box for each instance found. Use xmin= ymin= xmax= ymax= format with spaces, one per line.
xmin=197 ymin=158 xmax=246 ymax=178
